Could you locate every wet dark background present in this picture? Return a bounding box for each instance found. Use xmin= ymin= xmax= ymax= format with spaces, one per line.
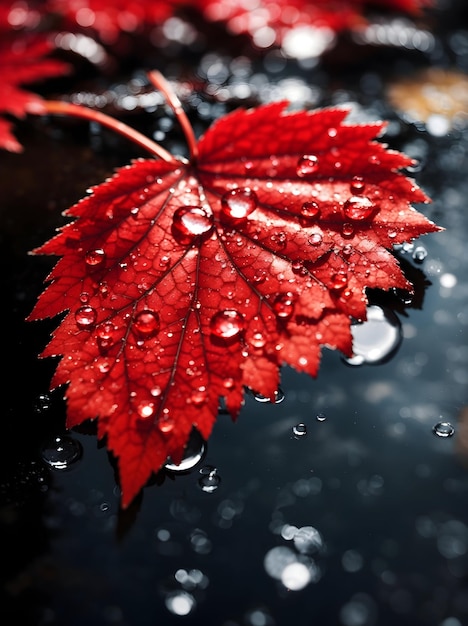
xmin=1 ymin=1 xmax=468 ymax=625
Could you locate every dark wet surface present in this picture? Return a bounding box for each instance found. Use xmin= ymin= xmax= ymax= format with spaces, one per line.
xmin=1 ymin=1 xmax=468 ymax=624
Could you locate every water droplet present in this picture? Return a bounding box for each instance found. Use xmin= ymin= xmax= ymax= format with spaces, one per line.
xmin=85 ymin=248 xmax=106 ymax=268
xmin=96 ymin=322 xmax=116 ymax=351
xmin=292 ymin=423 xmax=307 ymax=438
xmin=158 ymin=415 xmax=175 ymax=433
xmin=151 ymin=385 xmax=162 ymax=397
xmin=221 ymin=188 xmax=258 ymax=220
xmin=432 ymin=421 xmax=455 ymax=438
xmin=343 ymin=196 xmax=375 ymax=221
xmin=41 ymin=435 xmax=82 ymax=470
xmin=172 ymin=206 xmax=214 ymax=244
xmin=133 ymin=310 xmax=160 ymax=340
xmin=210 ymin=309 xmax=244 ymax=339
xmin=342 ymin=222 xmax=354 ymax=237
xmin=330 ymin=271 xmax=347 ymax=291
xmin=297 ymin=155 xmax=319 ymax=177
xmin=189 ymin=387 xmax=207 ymax=407
xmin=273 ymin=292 xmax=295 ymax=320
xmin=343 ymin=305 xmax=402 ymax=366
xmin=165 ymin=429 xmax=206 ymax=472
xmin=252 ymin=387 xmax=285 ymax=404
xmin=316 ymin=412 xmax=327 ymax=422
xmin=412 ymin=245 xmax=427 ymax=263
xmin=350 ymin=176 xmax=365 ymax=194
xmin=250 ymin=332 xmax=266 ymax=348
xmin=301 ymin=201 xmax=320 ymax=220
xmin=308 ymin=232 xmax=323 ymax=246
xmin=223 ymin=377 xmax=235 ymax=390
xmin=75 ymin=305 xmax=97 ymax=329
xmin=34 ymin=393 xmax=51 ymax=414
xmin=198 ymin=466 xmax=221 ymax=493
xmin=137 ymin=401 xmax=155 ymax=419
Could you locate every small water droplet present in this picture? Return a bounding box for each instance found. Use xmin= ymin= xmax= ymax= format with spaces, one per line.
xmin=198 ymin=466 xmax=221 ymax=493
xmin=343 ymin=196 xmax=375 ymax=221
xmin=223 ymin=377 xmax=235 ymax=390
xmin=316 ymin=413 xmax=327 ymax=422
xmin=330 ymin=272 xmax=347 ymax=291
xmin=133 ymin=310 xmax=160 ymax=340
xmin=210 ymin=309 xmax=244 ymax=339
xmin=221 ymin=188 xmax=258 ymax=220
xmin=190 ymin=387 xmax=207 ymax=407
xmin=412 ymin=245 xmax=427 ymax=263
xmin=165 ymin=429 xmax=206 ymax=472
xmin=96 ymin=322 xmax=116 ymax=351
xmin=432 ymin=421 xmax=455 ymax=438
xmin=75 ymin=305 xmax=97 ymax=329
xmin=151 ymin=385 xmax=162 ymax=397
xmin=300 ymin=201 xmax=320 ymax=220
xmin=137 ymin=401 xmax=155 ymax=419
xmin=297 ymin=155 xmax=319 ymax=177
xmin=342 ymin=222 xmax=354 ymax=237
xmin=85 ymin=248 xmax=106 ymax=268
xmin=41 ymin=435 xmax=82 ymax=470
xmin=34 ymin=393 xmax=51 ymax=414
xmin=158 ymin=415 xmax=175 ymax=433
xmin=273 ymin=292 xmax=295 ymax=320
xmin=307 ymin=231 xmax=323 ymax=246
xmin=350 ymin=176 xmax=365 ymax=194
xmin=292 ymin=423 xmax=307 ymax=438
xmin=172 ymin=206 xmax=214 ymax=244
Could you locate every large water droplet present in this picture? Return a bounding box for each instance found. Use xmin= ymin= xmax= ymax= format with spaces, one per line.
xmin=75 ymin=305 xmax=97 ymax=329
xmin=344 ymin=305 xmax=402 ymax=366
xmin=165 ymin=429 xmax=206 ymax=472
xmin=301 ymin=201 xmax=320 ymax=220
xmin=273 ymin=292 xmax=295 ymax=320
xmin=133 ymin=310 xmax=160 ymax=340
xmin=85 ymin=248 xmax=106 ymax=268
xmin=297 ymin=155 xmax=319 ymax=177
xmin=343 ymin=196 xmax=375 ymax=221
xmin=221 ymin=188 xmax=258 ymax=220
xmin=210 ymin=309 xmax=244 ymax=339
xmin=172 ymin=206 xmax=214 ymax=244
xmin=432 ymin=421 xmax=455 ymax=438
xmin=41 ymin=435 xmax=82 ymax=470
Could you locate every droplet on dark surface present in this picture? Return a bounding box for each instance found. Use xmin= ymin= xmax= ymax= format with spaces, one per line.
xmin=292 ymin=423 xmax=307 ymax=438
xmin=198 ymin=466 xmax=221 ymax=493
xmin=165 ymin=429 xmax=206 ymax=472
xmin=432 ymin=421 xmax=455 ymax=438
xmin=344 ymin=305 xmax=402 ymax=366
xmin=41 ymin=435 xmax=83 ymax=470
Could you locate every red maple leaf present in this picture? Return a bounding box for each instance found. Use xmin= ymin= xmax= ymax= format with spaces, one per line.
xmin=28 ymin=71 xmax=440 ymax=508
xmin=0 ymin=3 xmax=69 ymax=152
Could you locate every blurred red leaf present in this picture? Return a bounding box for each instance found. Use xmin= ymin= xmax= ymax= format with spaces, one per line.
xmin=0 ymin=3 xmax=69 ymax=152
xmin=28 ymin=73 xmax=440 ymax=507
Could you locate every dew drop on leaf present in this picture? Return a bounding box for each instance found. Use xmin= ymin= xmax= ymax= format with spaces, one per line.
xmin=85 ymin=248 xmax=106 ymax=268
xmin=96 ymin=322 xmax=116 ymax=351
xmin=343 ymin=196 xmax=375 ymax=221
xmin=330 ymin=272 xmax=348 ymax=291
xmin=308 ymin=232 xmax=323 ymax=246
xmin=137 ymin=401 xmax=155 ymax=419
xmin=432 ymin=421 xmax=455 ymax=438
xmin=189 ymin=387 xmax=207 ymax=407
xmin=41 ymin=435 xmax=83 ymax=470
xmin=342 ymin=223 xmax=354 ymax=237
xmin=301 ymin=201 xmax=320 ymax=220
xmin=158 ymin=414 xmax=175 ymax=433
xmin=296 ymin=154 xmax=319 ymax=177
xmin=210 ymin=309 xmax=245 ymax=339
xmin=350 ymin=176 xmax=366 ymax=194
xmin=273 ymin=292 xmax=295 ymax=320
xmin=172 ymin=206 xmax=214 ymax=244
xmin=75 ymin=305 xmax=97 ymax=329
xmin=221 ymin=187 xmax=258 ymax=220
xmin=133 ymin=310 xmax=160 ymax=340
xmin=292 ymin=423 xmax=307 ymax=438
